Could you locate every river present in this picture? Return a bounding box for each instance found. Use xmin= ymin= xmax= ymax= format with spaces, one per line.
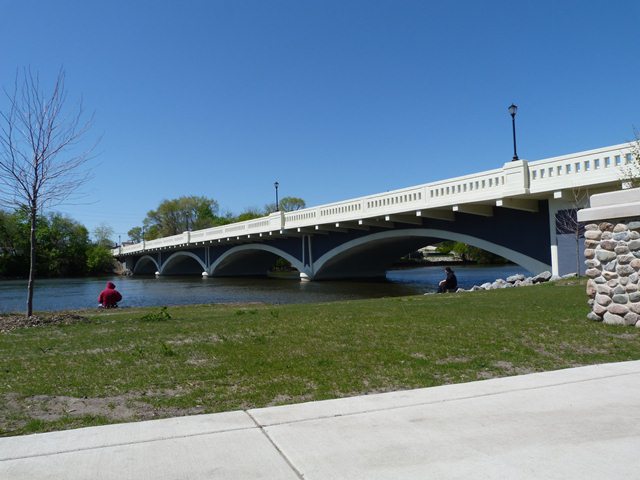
xmin=0 ymin=264 xmax=531 ymax=313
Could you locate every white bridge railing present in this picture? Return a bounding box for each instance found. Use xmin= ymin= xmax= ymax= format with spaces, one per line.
xmin=115 ymin=142 xmax=633 ymax=256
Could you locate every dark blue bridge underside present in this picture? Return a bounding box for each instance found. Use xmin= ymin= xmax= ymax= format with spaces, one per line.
xmin=123 ymin=201 xmax=551 ymax=279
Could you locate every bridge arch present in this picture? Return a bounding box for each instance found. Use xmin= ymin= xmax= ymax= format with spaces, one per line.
xmin=209 ymin=244 xmax=306 ymax=277
xmin=161 ymin=251 xmax=207 ymax=275
xmin=312 ymin=228 xmax=550 ymax=280
xmin=133 ymin=255 xmax=161 ymax=275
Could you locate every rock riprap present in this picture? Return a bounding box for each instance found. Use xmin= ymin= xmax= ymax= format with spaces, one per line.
xmin=584 ymin=221 xmax=640 ymax=327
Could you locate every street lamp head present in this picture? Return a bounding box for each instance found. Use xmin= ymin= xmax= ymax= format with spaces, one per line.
xmin=274 ymin=181 xmax=279 ymax=189
xmin=508 ymin=103 xmax=518 ymax=117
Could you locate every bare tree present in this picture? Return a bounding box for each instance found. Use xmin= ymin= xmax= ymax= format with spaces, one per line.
xmin=0 ymin=68 xmax=94 ymax=316
xmin=621 ymin=129 xmax=640 ymax=188
xmin=555 ymin=186 xmax=589 ymax=276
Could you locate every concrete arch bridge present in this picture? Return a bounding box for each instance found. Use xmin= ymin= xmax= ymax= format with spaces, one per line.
xmin=116 ymin=143 xmax=634 ymax=280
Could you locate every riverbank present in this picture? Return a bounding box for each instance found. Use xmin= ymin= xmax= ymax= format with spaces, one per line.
xmin=2 ymin=279 xmax=639 ymax=437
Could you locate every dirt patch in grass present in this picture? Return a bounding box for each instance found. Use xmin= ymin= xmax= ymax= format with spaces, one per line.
xmin=1 ymin=391 xmax=206 ymax=434
xmin=0 ymin=313 xmax=90 ymax=333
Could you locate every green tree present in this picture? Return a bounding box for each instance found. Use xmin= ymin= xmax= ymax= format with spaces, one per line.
xmin=143 ymin=196 xmax=220 ymax=239
xmin=36 ymin=213 xmax=90 ymax=276
xmin=279 ymin=196 xmax=306 ymax=212
xmin=0 ymin=209 xmax=29 ymax=276
xmin=86 ymin=244 xmax=115 ymax=274
xmin=236 ymin=207 xmax=264 ymax=222
xmin=127 ymin=226 xmax=143 ymax=243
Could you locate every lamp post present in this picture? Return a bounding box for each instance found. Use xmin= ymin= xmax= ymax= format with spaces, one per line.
xmin=508 ymin=103 xmax=519 ymax=161
xmin=274 ymin=181 xmax=279 ymax=211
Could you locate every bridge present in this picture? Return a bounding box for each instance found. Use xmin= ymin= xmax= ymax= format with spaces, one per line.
xmin=114 ymin=143 xmax=635 ymax=280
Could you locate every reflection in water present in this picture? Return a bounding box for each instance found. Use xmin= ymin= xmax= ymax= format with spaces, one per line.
xmin=0 ymin=264 xmax=530 ymax=313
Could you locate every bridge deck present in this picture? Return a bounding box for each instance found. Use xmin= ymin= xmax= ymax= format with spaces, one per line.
xmin=115 ymin=143 xmax=632 ymax=256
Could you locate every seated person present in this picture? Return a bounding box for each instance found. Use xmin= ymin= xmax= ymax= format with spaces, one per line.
xmin=98 ymin=281 xmax=122 ymax=308
xmin=437 ymin=267 xmax=457 ymax=293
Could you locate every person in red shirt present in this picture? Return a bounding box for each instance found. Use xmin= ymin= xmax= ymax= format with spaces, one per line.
xmin=98 ymin=281 xmax=122 ymax=308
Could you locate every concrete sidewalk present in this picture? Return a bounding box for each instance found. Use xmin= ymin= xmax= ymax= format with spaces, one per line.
xmin=2 ymin=360 xmax=640 ymax=479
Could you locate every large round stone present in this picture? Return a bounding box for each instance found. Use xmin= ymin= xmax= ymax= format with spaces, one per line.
xmin=585 ymin=230 xmax=602 ymax=241
xmin=596 ymin=250 xmax=617 ymax=262
xmin=595 ymin=284 xmax=611 ymax=296
xmin=631 ymin=259 xmax=640 ymax=270
xmin=614 ymin=223 xmax=629 ymax=233
xmin=617 ymin=264 xmax=635 ymax=276
xmin=584 ymin=223 xmax=598 ymax=231
xmin=629 ymin=239 xmax=640 ymax=251
xmin=615 ymin=245 xmax=631 ymax=255
xmin=600 ymin=240 xmax=617 ymax=251
xmin=585 ymin=259 xmax=600 ymax=269
xmin=593 ymin=303 xmax=608 ymax=315
xmin=584 ymin=240 xmax=599 ymax=249
xmin=599 ymin=222 xmax=614 ymax=232
xmin=603 ymin=312 xmax=625 ymax=325
xmin=618 ymin=254 xmax=636 ymax=265
xmin=595 ymin=294 xmax=612 ymax=306
xmin=626 ymin=283 xmax=638 ymax=293
xmin=602 ymin=231 xmax=613 ymax=240
xmin=603 ymin=271 xmax=619 ymax=281
xmin=629 ymin=303 xmax=640 ymax=314
xmin=624 ymin=312 xmax=639 ymax=326
xmin=613 ymin=285 xmax=627 ymax=295
xmin=629 ymin=292 xmax=640 ymax=303
xmin=587 ymin=311 xmax=603 ymax=322
xmin=585 ymin=268 xmax=601 ymax=279
xmin=614 ymin=232 xmax=630 ymax=242
xmin=608 ymin=303 xmax=629 ymax=316
xmin=612 ymin=294 xmax=629 ymax=304
xmin=604 ymin=260 xmax=618 ymax=272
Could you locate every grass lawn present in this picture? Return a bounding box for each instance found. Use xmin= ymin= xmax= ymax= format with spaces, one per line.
xmin=1 ymin=279 xmax=639 ymax=436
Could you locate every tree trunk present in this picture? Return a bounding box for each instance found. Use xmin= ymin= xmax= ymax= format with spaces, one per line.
xmin=26 ymin=208 xmax=37 ymax=317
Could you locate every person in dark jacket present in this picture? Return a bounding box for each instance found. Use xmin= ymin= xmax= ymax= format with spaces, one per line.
xmin=98 ymin=281 xmax=122 ymax=308
xmin=437 ymin=267 xmax=458 ymax=293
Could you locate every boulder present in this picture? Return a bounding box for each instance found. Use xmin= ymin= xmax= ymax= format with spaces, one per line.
xmin=613 ymin=232 xmax=630 ymax=242
xmin=612 ymin=294 xmax=629 ymax=304
xmin=593 ymin=302 xmax=608 ymax=315
xmin=603 ymin=312 xmax=625 ymax=325
xmin=617 ymin=254 xmax=636 ymax=264
xmin=532 ymin=271 xmax=552 ymax=283
xmin=587 ymin=311 xmax=603 ymax=322
xmin=617 ymin=265 xmax=635 ymax=276
xmin=506 ymin=274 xmax=525 ymax=283
xmin=624 ymin=312 xmax=640 ymax=326
xmin=595 ymin=294 xmax=612 ymax=306
xmin=596 ymin=250 xmax=617 ymax=263
xmin=629 ymin=239 xmax=640 ymax=251
xmin=584 ymin=230 xmax=602 ymax=241
xmin=608 ymin=303 xmax=629 ymax=316
xmin=615 ymin=245 xmax=630 ymax=255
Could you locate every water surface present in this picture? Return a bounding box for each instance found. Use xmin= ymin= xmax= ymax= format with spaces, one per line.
xmin=0 ymin=264 xmax=530 ymax=313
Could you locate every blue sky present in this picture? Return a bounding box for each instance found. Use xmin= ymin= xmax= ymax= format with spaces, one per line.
xmin=1 ymin=0 xmax=639 ymax=240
